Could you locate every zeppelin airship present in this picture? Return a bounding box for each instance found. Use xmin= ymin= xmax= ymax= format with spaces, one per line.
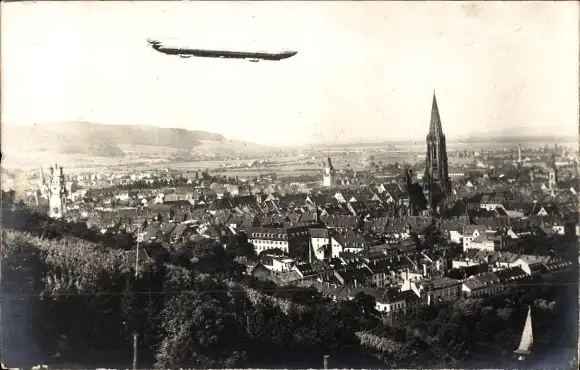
xmin=147 ymin=38 xmax=297 ymax=62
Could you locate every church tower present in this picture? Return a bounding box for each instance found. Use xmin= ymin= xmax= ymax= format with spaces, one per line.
xmin=323 ymin=157 xmax=335 ymax=187
xmin=548 ymin=153 xmax=559 ymax=191
xmin=48 ymin=162 xmax=68 ymax=219
xmin=423 ymin=91 xmax=451 ymax=212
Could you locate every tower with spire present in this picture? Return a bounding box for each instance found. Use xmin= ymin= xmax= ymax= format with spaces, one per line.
xmin=323 ymin=157 xmax=335 ymax=187
xmin=548 ymin=152 xmax=559 ymax=191
xmin=423 ymin=91 xmax=451 ymax=213
xmin=48 ymin=161 xmax=68 ymax=219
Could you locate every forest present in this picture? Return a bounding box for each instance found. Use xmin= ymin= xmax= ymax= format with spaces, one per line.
xmin=1 ymin=190 xmax=578 ymax=369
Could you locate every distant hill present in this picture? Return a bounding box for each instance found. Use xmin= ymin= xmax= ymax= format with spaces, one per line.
xmin=2 ymin=122 xmax=268 ymax=161
xmin=318 ymin=133 xmax=576 ymax=149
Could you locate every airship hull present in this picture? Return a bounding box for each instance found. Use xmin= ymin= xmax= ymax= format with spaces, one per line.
xmin=147 ymin=39 xmax=297 ymax=61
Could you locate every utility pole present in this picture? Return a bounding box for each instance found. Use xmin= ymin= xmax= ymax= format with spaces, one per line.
xmin=133 ymin=223 xmax=140 ymax=370
xmin=133 ymin=333 xmax=138 ymax=370
xmin=135 ymin=223 xmax=140 ymax=278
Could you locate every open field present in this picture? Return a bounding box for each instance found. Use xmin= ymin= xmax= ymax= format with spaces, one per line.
xmin=2 ymin=140 xmax=576 ymax=176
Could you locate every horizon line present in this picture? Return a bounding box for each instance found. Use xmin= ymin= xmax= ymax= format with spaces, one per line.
xmin=4 ymin=121 xmax=577 ymax=149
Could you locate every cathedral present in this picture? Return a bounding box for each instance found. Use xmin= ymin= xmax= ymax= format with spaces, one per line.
xmin=405 ymin=91 xmax=452 ymax=216
xmin=423 ymin=91 xmax=452 ymax=213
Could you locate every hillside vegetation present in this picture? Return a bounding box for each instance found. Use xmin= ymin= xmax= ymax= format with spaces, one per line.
xmin=1 ymin=191 xmax=577 ymax=369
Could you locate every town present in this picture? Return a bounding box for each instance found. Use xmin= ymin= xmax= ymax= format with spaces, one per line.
xmin=2 ymin=92 xmax=579 ymax=368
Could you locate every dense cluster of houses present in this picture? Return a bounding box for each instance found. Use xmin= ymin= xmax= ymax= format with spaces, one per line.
xmin=41 ymin=174 xmax=576 ymax=317
xmin=248 ymin=243 xmax=572 ymax=316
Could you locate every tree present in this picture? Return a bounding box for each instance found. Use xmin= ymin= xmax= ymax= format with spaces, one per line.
xmin=354 ymin=292 xmax=376 ymax=316
xmin=235 ymin=242 xmax=257 ymax=261
xmin=187 ymin=240 xmax=229 ymax=275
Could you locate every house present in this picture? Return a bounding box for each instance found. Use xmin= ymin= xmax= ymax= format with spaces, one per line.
xmin=343 ymin=229 xmax=380 ymax=253
xmin=448 ymin=259 xmax=486 ymax=276
xmin=351 ymin=287 xmax=408 ymax=314
xmin=364 ymin=259 xmax=394 ymax=287
xmin=400 ymin=268 xmax=425 ymax=284
xmin=246 ymin=227 xmax=289 ymax=254
xmin=324 ymin=215 xmax=361 ymax=233
xmin=467 ymin=192 xmax=507 ymax=211
xmin=462 ymin=272 xmax=503 ymax=297
xmin=250 ymin=263 xmax=273 ymax=280
xmin=271 ymin=257 xmax=296 ymax=273
xmin=493 ymin=266 xmax=529 ymax=289
xmin=312 ymin=282 xmax=351 ymax=302
xmin=466 ymin=230 xmax=507 ymax=252
xmin=310 ymin=228 xmax=331 ymax=260
xmin=462 ymin=225 xmax=489 ymax=251
xmin=512 ymin=255 xmax=552 ymax=277
xmin=423 ymin=277 xmax=462 ymax=304
xmin=293 ymin=260 xmax=334 ymax=280
xmin=439 ymin=217 xmax=468 ymax=244
xmin=329 ymin=230 xmax=346 ymax=258
xmin=494 ymin=252 xmax=522 ymax=270
xmin=334 ymin=267 xmax=374 ymax=287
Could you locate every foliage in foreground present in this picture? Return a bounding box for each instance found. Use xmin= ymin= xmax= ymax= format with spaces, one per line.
xmin=1 ymin=192 xmax=578 ymax=368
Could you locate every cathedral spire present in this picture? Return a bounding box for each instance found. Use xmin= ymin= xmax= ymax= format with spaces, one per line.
xmin=429 ymin=91 xmax=443 ymax=136
xmin=424 ymin=90 xmax=451 ymax=214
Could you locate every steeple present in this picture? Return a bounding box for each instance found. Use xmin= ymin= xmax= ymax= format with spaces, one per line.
xmin=424 ymin=90 xmax=451 ymax=213
xmin=549 ymin=152 xmax=559 ymax=190
xmin=327 ymin=157 xmax=334 ymax=172
xmin=323 ymin=157 xmax=334 ymax=187
xmin=428 ymin=91 xmax=443 ymax=137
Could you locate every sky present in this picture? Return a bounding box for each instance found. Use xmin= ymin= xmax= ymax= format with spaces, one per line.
xmin=2 ymin=1 xmax=578 ymax=147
